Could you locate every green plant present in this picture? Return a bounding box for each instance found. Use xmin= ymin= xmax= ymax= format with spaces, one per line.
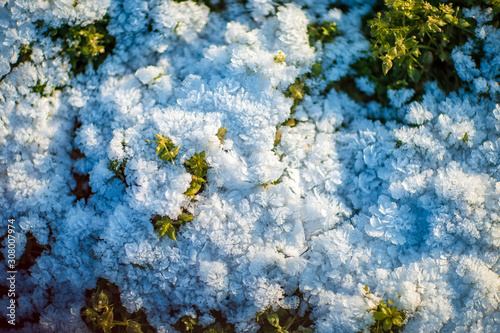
xmin=152 ymin=211 xmax=194 ymax=241
xmin=311 ymin=62 xmax=322 ymax=78
xmin=173 ymin=312 xmax=235 ymax=333
xmin=307 ymin=21 xmax=340 ymax=45
xmin=256 ymin=308 xmax=314 ymax=333
xmin=216 ymin=127 xmax=227 ymax=144
xmin=81 ymin=279 xmax=155 ymax=333
xmin=368 ymin=0 xmax=472 ymax=82
xmin=146 ymin=133 xmax=181 ymax=165
xmin=274 ymin=51 xmax=286 ymax=64
xmin=330 ymin=0 xmax=477 ymax=106
xmin=370 ymin=300 xmax=405 ymax=333
xmin=179 ymin=316 xmax=198 ymax=332
xmin=285 ymin=78 xmax=308 ymax=115
xmin=184 ymin=151 xmax=209 ymax=198
xmin=29 ymin=79 xmax=50 ymax=97
xmin=109 ymin=159 xmax=127 ymax=183
xmin=40 ymin=15 xmax=115 ymax=74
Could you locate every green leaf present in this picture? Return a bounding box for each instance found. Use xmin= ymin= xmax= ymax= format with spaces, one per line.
xmin=84 ymin=307 xmax=98 ymax=322
xmin=126 ymin=320 xmax=143 ymax=333
xmin=97 ymin=309 xmax=114 ymax=331
xmin=178 ymin=213 xmax=194 ymax=223
xmin=382 ymin=318 xmax=393 ymax=331
xmin=266 ymin=313 xmax=280 ymax=328
xmin=312 ymin=62 xmax=322 ymax=78
xmin=148 ymin=133 xmax=180 ymax=165
xmin=185 ymin=151 xmax=209 ymax=177
xmin=91 ymin=290 xmax=109 ymax=311
xmin=299 ymin=327 xmax=315 ymax=333
xmin=373 ymin=311 xmax=387 ymax=321
xmin=216 ymin=127 xmax=227 ymax=142
xmin=458 ymin=18 xmax=470 ymax=28
xmin=382 ymin=58 xmax=393 ymax=75
xmin=165 ymin=223 xmax=177 ymax=241
xmin=388 ymin=46 xmax=398 ymax=58
xmin=185 ymin=180 xmax=203 ymax=197
xmin=392 ymin=317 xmax=403 ymax=327
xmin=409 ymin=64 xmax=421 ymax=82
xmin=156 ymin=219 xmax=174 ymax=238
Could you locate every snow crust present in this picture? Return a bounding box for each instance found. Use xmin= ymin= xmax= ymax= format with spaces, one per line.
xmin=1 ymin=0 xmax=500 ymax=332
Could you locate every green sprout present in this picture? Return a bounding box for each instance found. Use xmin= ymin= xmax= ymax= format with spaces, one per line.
xmin=285 ymin=77 xmax=308 ymax=115
xmin=184 ymin=151 xmax=209 ymax=198
xmin=216 ymin=127 xmax=227 ymax=143
xmin=173 ymin=312 xmax=235 ymax=332
xmin=180 ymin=316 xmax=198 ymax=332
xmin=370 ymin=300 xmax=405 ymax=333
xmin=81 ymin=279 xmax=154 ymax=333
xmin=109 ymin=159 xmax=127 ymax=183
xmin=146 ymin=133 xmax=181 ymax=165
xmin=274 ymin=51 xmax=286 ymax=64
xmin=29 ymin=79 xmax=49 ymax=97
xmin=256 ymin=307 xmax=315 ymax=333
xmin=153 ymin=212 xmax=194 ymax=241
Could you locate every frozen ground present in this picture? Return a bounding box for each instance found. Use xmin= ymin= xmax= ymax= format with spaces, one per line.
xmin=1 ymin=0 xmax=500 ymax=332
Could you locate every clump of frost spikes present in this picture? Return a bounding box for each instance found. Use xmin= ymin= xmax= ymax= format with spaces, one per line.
xmin=1 ymin=0 xmax=500 ymax=332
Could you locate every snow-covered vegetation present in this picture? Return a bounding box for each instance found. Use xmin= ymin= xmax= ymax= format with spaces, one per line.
xmin=1 ymin=0 xmax=500 ymax=332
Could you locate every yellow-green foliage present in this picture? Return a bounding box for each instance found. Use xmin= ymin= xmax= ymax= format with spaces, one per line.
xmin=109 ymin=159 xmax=127 ymax=183
xmin=146 ymin=133 xmax=181 ymax=165
xmin=29 ymin=79 xmax=50 ymax=97
xmin=307 ymin=22 xmax=340 ymax=45
xmin=173 ymin=313 xmax=234 ymax=332
xmin=81 ymin=279 xmax=155 ymax=333
xmin=274 ymin=51 xmax=286 ymax=64
xmin=369 ymin=0 xmax=471 ymax=80
xmin=285 ymin=78 xmax=307 ymax=114
xmin=216 ymin=127 xmax=227 ymax=144
xmin=40 ymin=15 xmax=115 ymax=74
xmin=153 ymin=212 xmax=194 ymax=241
xmin=184 ymin=151 xmax=209 ymax=198
xmin=370 ymin=300 xmax=405 ymax=333
xmin=256 ymin=308 xmax=314 ymax=333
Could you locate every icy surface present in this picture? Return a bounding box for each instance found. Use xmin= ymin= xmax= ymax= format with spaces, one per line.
xmin=1 ymin=0 xmax=500 ymax=332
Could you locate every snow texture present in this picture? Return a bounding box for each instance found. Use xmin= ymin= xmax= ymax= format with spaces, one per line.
xmin=1 ymin=0 xmax=500 ymax=332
